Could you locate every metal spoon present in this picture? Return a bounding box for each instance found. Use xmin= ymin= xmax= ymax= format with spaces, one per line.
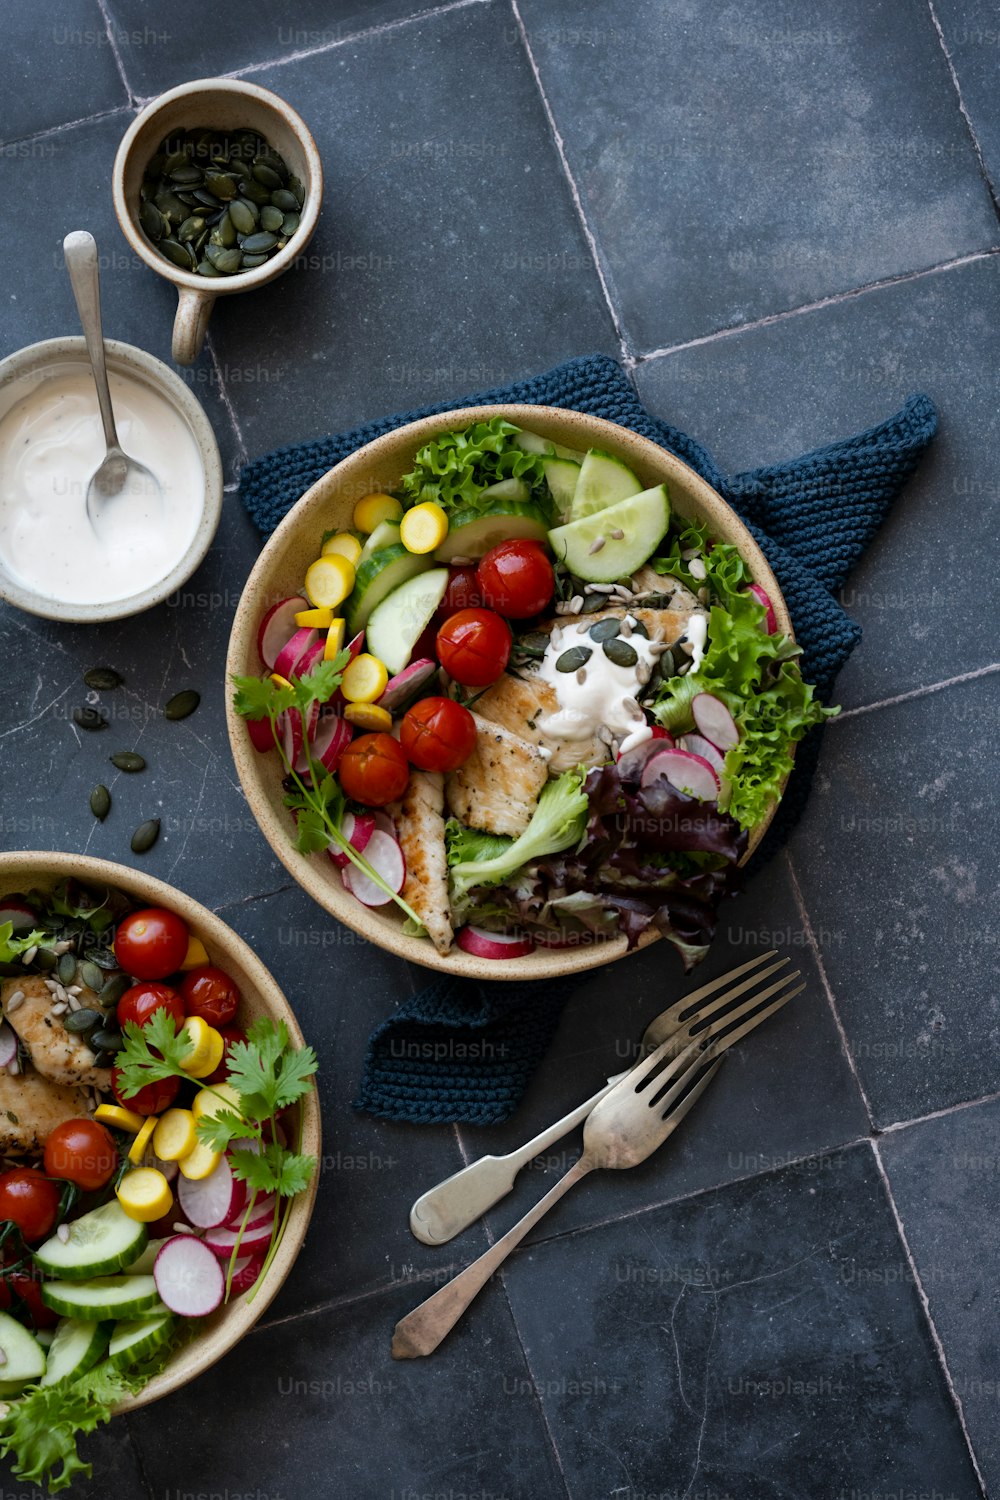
xmin=62 ymin=231 xmax=163 ymax=537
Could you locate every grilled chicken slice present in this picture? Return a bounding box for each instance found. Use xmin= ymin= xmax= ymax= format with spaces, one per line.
xmin=391 ymin=771 xmax=454 ymax=956
xmin=630 ymin=565 xmax=702 ymax=612
xmin=2 ymin=976 xmax=105 ymax=1088
xmin=0 ymin=1071 xmax=93 ymax=1154
xmin=445 ymin=714 xmax=548 ymax=837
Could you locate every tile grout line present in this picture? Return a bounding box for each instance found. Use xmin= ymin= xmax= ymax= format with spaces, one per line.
xmin=786 ymin=851 xmax=876 ymax=1130
xmin=927 ymin=0 xmax=1000 ymax=220
xmin=0 ymin=103 xmax=134 ymax=153
xmin=834 ymin=661 xmax=1000 ymax=721
xmin=870 ymin=1139 xmax=988 ymax=1496
xmin=94 ymin=0 xmax=138 ymax=107
xmin=121 ymin=1413 xmax=159 ymax=1500
xmin=204 ymin=331 xmax=250 ymax=469
xmin=631 ymin=247 xmax=1000 ymax=365
xmin=496 ymin=1273 xmax=574 ymax=1500
xmin=508 ymin=0 xmax=632 ymax=365
xmin=880 ymin=1084 xmax=1000 ymax=1137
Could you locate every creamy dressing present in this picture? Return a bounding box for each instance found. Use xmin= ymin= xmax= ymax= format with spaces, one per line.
xmin=0 ymin=370 xmax=204 ymax=605
xmin=685 ymin=612 xmax=708 ymax=672
xmin=537 ymin=615 xmax=660 ymax=749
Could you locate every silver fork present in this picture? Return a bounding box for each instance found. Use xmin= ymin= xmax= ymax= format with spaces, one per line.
xmin=409 ymin=949 xmax=793 ymax=1244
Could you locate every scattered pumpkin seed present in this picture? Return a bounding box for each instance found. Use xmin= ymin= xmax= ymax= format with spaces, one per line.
xmin=210 ymin=210 xmax=237 ymax=248
xmin=260 ymin=204 xmax=284 ymax=233
xmin=131 ymin=818 xmax=160 ymax=854
xmin=271 ymin=187 xmax=299 ymax=214
xmin=139 ymin=201 xmax=166 ymax=240
xmin=89 ymin=784 xmax=111 ymax=821
xmin=79 ymin=960 xmax=104 ymax=993
xmin=91 ymin=1050 xmax=116 ymax=1069
xmin=89 ymin=946 xmax=119 ymax=970
xmin=205 ymin=244 xmax=241 ymax=274
xmin=83 ymin=666 xmax=123 ymax=691
xmin=98 ymin=973 xmax=131 ymax=1008
xmin=204 ymin=170 xmax=237 ymax=200
xmin=74 ymin=707 xmax=108 ymax=732
xmin=164 ymin=689 xmax=200 ymax=721
xmin=110 ymin=751 xmax=146 ymax=773
xmin=555 ymin=646 xmax=593 ymax=673
xmin=160 ymin=237 xmax=196 ymax=269
xmin=240 ymin=179 xmax=272 ymax=206
xmin=63 ymin=1008 xmax=102 ymax=1034
xmin=603 ymin=638 xmax=639 ymax=668
xmin=252 ymin=162 xmax=283 ymax=190
xmin=90 ymin=1028 xmax=122 ymax=1053
xmin=228 ymin=197 xmax=257 ymax=235
xmin=588 ymin=618 xmax=620 ymax=642
xmin=281 ymin=211 xmax=301 ymax=236
xmin=197 ymin=260 xmax=222 ymax=277
xmin=177 ymin=214 xmax=206 ymax=243
xmin=241 ymin=230 xmax=278 ymax=254
xmin=57 ymin=953 xmax=77 ymax=985
xmin=288 ymin=175 xmax=305 ymax=206
xmin=630 ymin=619 xmax=649 ymax=638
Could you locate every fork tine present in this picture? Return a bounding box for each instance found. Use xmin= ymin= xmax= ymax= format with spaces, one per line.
xmin=646 ymin=956 xmax=791 ymax=1051
xmin=645 ymin=1038 xmax=722 ymax=1117
xmin=642 ymin=949 xmax=780 ymax=1045
xmin=659 ymin=1052 xmax=724 ymax=1125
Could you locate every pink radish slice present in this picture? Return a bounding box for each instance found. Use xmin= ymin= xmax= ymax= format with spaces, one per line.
xmin=341 ymin=830 xmax=406 ymax=907
xmin=641 ymin=747 xmax=720 ymax=802
xmin=0 ymin=1023 xmax=17 ymax=1069
xmin=203 ymin=1219 xmax=274 ymax=1259
xmin=177 ymin=1154 xmax=247 ymax=1229
xmin=456 ymin=926 xmax=535 ymax=959
xmin=258 ymin=596 xmax=308 ymax=669
xmin=0 ymin=900 xmax=36 ymax=932
xmin=281 ymin=700 xmax=320 ymax=771
xmin=245 ymin=712 xmax=277 ymax=754
xmin=691 ymin=693 xmax=739 ymax=752
xmin=228 ymin=1192 xmax=278 ymax=1232
xmin=679 ymin=733 xmax=726 ymax=774
xmin=372 ymin=810 xmax=397 ymax=839
xmin=273 ymin=627 xmax=320 ymax=680
xmin=228 ymin=1253 xmax=265 ymax=1296
xmin=378 ymin=659 xmax=437 ymax=714
xmin=329 ymin=810 xmax=376 ymax=868
xmin=303 ymin=712 xmax=353 ymax=782
xmin=154 ymin=1234 xmax=224 ymax=1317
xmin=292 ymin=701 xmax=326 ymax=775
xmin=747 ymin=583 xmax=777 ymax=633
xmin=616 ymin=727 xmax=674 ymax=779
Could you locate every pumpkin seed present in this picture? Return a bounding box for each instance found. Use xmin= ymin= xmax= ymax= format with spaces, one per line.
xmin=281 ymin=211 xmax=300 ymax=236
xmin=57 ymin=953 xmax=77 ymax=985
xmin=89 ymin=945 xmax=118 ymax=969
xmin=164 ymin=689 xmax=200 ymax=720
xmin=63 ymin=1008 xmax=102 ymax=1034
xmin=79 ymin=960 xmax=104 ymax=993
xmin=205 ymin=244 xmax=241 ymax=274
xmin=110 ymin=751 xmax=146 ymax=773
xmin=170 ymin=165 xmax=203 ymax=185
xmin=204 ymin=170 xmax=237 ymax=200
xmin=588 ymin=618 xmax=620 ymax=642
xmin=630 ymin=619 xmax=649 ymax=638
xmin=252 ymin=162 xmax=282 ymax=190
xmin=91 ymin=1050 xmax=116 ymax=1069
xmin=197 ymin=260 xmax=222 ymax=277
xmin=270 ymin=188 xmax=299 ymax=214
xmin=160 ymin=237 xmax=196 ymax=270
xmin=89 ymin=783 xmax=111 ymax=821
xmin=177 ymin=214 xmax=206 ymax=243
xmin=175 ymin=190 xmax=201 ymax=207
xmin=84 ymin=666 xmax=123 ymax=691
xmin=603 ymin=638 xmax=638 ymax=668
xmin=192 ymin=187 xmax=223 ymax=209
xmin=90 ymin=1028 xmax=122 ymax=1053
xmin=98 ymin=973 xmax=131 ymax=1008
xmin=260 ymin=204 xmax=284 ymax=233
xmin=131 ymin=818 xmax=160 ymax=854
xmin=210 ymin=211 xmax=237 ymax=249
xmin=228 ymin=198 xmax=257 ymax=235
xmin=240 ymin=179 xmax=272 ymax=206
xmin=74 ymin=707 xmax=107 ymax=732
xmin=227 ymin=156 xmax=250 ymax=180
xmin=139 ymin=201 xmax=166 ymax=240
xmin=241 ymin=253 xmax=268 ymax=269
xmin=163 ymin=149 xmax=191 ymax=173
xmin=241 ymin=231 xmax=278 ymax=254
xmin=288 ymin=175 xmax=305 ymax=206
xmin=555 ymin=646 xmax=592 ymax=672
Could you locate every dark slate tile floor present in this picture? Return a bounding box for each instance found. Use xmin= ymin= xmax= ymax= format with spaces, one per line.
xmin=0 ymin=1 xmax=997 ymax=1496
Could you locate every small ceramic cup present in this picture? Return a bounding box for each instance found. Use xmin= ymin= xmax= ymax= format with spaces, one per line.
xmin=113 ymin=78 xmax=324 ymax=366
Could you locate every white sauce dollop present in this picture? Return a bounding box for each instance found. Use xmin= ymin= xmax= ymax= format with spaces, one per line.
xmin=537 ymin=615 xmax=659 ymax=749
xmin=0 ymin=370 xmax=204 ymax=605
xmin=685 ymin=613 xmax=708 ymax=672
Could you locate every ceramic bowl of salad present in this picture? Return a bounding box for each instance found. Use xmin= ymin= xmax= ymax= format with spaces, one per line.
xmin=0 ymin=851 xmax=320 ymax=1488
xmin=227 ymin=407 xmax=833 ymax=980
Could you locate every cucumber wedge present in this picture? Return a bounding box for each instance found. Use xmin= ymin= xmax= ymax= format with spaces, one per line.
xmin=542 ymin=457 xmax=581 ymax=518
xmin=0 ymin=1312 xmax=46 ymax=1384
xmin=366 ymin=568 xmax=449 ymax=675
xmin=434 ymin=503 xmax=549 ymax=562
xmin=548 ymin=484 xmax=671 ymax=583
xmin=33 ymin=1199 xmax=147 ymax=1281
xmin=569 ymin=448 xmax=643 ymax=520
xmin=108 ymin=1313 xmax=176 ymax=1370
xmin=41 ymin=1275 xmax=162 ymax=1322
xmin=480 ymin=477 xmax=530 ymax=503
xmin=344 ymin=544 xmax=432 ymax=638
xmin=513 ymin=429 xmax=585 ymax=462
xmin=358 ymin=519 xmax=401 ymax=568
xmin=40 ymin=1318 xmax=112 ymax=1386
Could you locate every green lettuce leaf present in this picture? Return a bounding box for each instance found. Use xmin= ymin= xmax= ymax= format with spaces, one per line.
xmin=447 ymin=769 xmax=589 ymax=911
xmin=399 ymin=418 xmax=548 ymax=514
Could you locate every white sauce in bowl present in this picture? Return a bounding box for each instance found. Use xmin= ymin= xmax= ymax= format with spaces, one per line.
xmin=537 ymin=615 xmax=660 ymax=747
xmin=0 ymin=369 xmax=205 ymax=605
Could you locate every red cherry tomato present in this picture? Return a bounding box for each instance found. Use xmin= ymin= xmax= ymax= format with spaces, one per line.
xmin=440 ymin=565 xmax=484 ymax=615
xmin=436 ymin=609 xmax=511 ymax=687
xmin=43 ymin=1118 xmax=118 ymax=1191
xmin=117 ymin=982 xmax=185 ymax=1031
xmin=400 ymin=697 xmax=478 ymax=773
xmin=180 ymin=966 xmax=240 ymax=1028
xmin=203 ymin=1024 xmax=246 ymax=1085
xmin=9 ymin=1268 xmax=60 ymax=1328
xmin=112 ymin=1066 xmax=180 ymax=1117
xmin=338 ymin=733 xmax=410 ymax=807
xmin=0 ymin=1168 xmax=61 ymax=1243
xmin=477 ymin=540 xmax=555 ymax=618
xmin=114 ymin=907 xmax=189 ymax=980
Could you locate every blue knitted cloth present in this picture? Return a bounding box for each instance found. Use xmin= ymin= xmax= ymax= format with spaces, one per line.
xmin=239 ymin=354 xmax=937 ymax=1126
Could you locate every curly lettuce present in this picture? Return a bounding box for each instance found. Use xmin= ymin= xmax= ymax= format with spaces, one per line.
xmin=400 ymin=418 xmax=549 ymax=516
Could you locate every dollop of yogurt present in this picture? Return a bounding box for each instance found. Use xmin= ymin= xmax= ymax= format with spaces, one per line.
xmin=537 ymin=615 xmax=660 ymax=749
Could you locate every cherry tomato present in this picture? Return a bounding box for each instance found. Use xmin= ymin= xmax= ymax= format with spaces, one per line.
xmin=400 ymin=697 xmax=478 ymax=773
xmin=9 ymin=1268 xmax=60 ymax=1329
xmin=440 ymin=565 xmax=484 ymax=615
xmin=43 ymin=1118 xmax=118 ymax=1191
xmin=436 ymin=609 xmax=511 ymax=687
xmin=338 ymin=733 xmax=410 ymax=806
xmin=203 ymin=1024 xmax=247 ymax=1085
xmin=114 ymin=907 xmax=189 ymax=981
xmin=0 ymin=1168 xmax=61 ymax=1243
xmin=477 ymin=540 xmax=555 ymax=618
xmin=112 ymin=1066 xmax=180 ymax=1117
xmin=180 ymin=966 xmax=240 ymax=1028
xmin=117 ymin=982 xmax=186 ymax=1031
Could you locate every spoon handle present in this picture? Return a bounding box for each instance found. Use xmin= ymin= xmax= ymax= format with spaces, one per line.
xmin=63 ymin=231 xmax=120 ymax=454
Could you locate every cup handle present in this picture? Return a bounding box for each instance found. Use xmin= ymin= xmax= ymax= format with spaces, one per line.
xmin=172 ymin=286 xmax=216 ymax=365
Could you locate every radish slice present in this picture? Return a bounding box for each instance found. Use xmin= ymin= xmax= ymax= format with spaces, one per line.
xmin=228 ymin=1192 xmax=278 ymax=1232
xmin=747 ymin=583 xmax=777 ymax=633
xmin=341 ymin=830 xmax=406 ymax=907
xmin=679 ymin=733 xmax=726 ymax=774
xmin=329 ymin=810 xmax=376 ymax=868
xmin=229 ymin=1253 xmax=265 ymax=1296
xmin=273 ymin=627 xmax=320 ymax=680
xmin=691 ymin=693 xmax=739 ymax=752
xmin=154 ymin=1234 xmax=224 ymax=1317
xmin=203 ymin=1219 xmax=274 ymax=1259
xmin=294 ymin=639 xmax=326 ymax=681
xmin=245 ymin=712 xmax=277 ymax=754
xmin=177 ymin=1154 xmax=247 ymax=1229
xmin=457 ymin=926 xmax=535 ymax=959
xmin=379 ymin=659 xmax=438 ymax=714
xmin=258 ymin=596 xmax=308 ymax=669
xmin=0 ymin=900 xmax=36 ymax=933
xmin=302 ymin=712 xmax=352 ymax=783
xmin=291 ymin=701 xmax=325 ymax=775
xmin=372 ymin=810 xmax=397 ymax=840
xmin=641 ymin=747 xmax=720 ymax=801
xmin=616 ymin=727 xmax=674 ymax=780
xmin=0 ymin=1022 xmax=17 ymax=1069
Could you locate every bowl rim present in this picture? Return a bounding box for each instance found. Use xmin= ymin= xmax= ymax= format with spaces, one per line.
xmin=0 ymin=336 xmax=223 ymax=624
xmin=112 ymin=76 xmax=324 ymax=295
xmin=0 ymin=850 xmax=321 ymax=1413
xmin=226 ymin=403 xmax=793 ymax=982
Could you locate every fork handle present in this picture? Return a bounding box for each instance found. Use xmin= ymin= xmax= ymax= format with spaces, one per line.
xmin=393 ymin=1156 xmax=593 ymax=1358
xmin=409 ymin=1074 xmax=625 ymax=1246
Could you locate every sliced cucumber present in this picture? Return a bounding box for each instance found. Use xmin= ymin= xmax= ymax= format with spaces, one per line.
xmin=479 ymin=477 xmax=530 ymax=503
xmin=0 ymin=1379 xmax=29 ymax=1400
xmin=542 ymin=457 xmax=581 ymax=518
xmin=0 ymin=1312 xmax=46 ymax=1384
xmin=434 ymin=502 xmax=549 ymax=562
xmin=344 ymin=544 xmax=432 ymax=638
xmin=108 ymin=1313 xmax=176 ymax=1370
xmin=33 ymin=1200 xmax=147 ymax=1281
xmin=126 ymin=1237 xmax=169 ymax=1276
xmin=548 ymin=484 xmax=671 ymax=583
xmin=513 ymin=429 xmax=585 ymax=462
xmin=40 ymin=1318 xmax=112 ymax=1386
xmin=358 ymin=519 xmax=402 ymax=568
xmin=569 ymin=448 xmax=643 ymax=520
xmin=366 ymin=568 xmax=449 ymax=675
xmin=41 ymin=1275 xmax=162 ymax=1322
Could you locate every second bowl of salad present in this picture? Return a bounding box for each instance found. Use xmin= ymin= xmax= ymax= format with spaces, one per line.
xmin=227 ymin=406 xmax=833 ymax=979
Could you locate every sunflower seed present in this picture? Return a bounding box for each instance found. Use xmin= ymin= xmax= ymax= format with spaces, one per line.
xmin=575 ymin=666 xmax=587 ymax=686
xmin=619 ymin=616 xmax=633 ymax=638
xmin=588 ymin=536 xmax=606 ymax=555
xmin=5 ymin=991 xmax=24 ymax=1013
xmin=165 ymin=690 xmax=200 ymax=721
xmin=50 ymin=1001 xmax=68 ymax=1016
xmin=20 ymin=947 xmax=37 ymax=967
xmin=131 ymin=818 xmax=160 ymax=853
xmin=84 ymin=666 xmax=123 ymax=691
xmin=588 ymin=582 xmax=616 ymax=593
xmin=603 ymin=637 xmax=639 ymax=668
xmin=89 ymin=784 xmax=111 ymax=821
xmin=110 ymin=751 xmax=146 ymax=773
xmin=569 ymin=595 xmax=584 ymax=614
xmin=66 ymin=985 xmax=83 ymax=997
xmin=56 ymin=1224 xmax=70 ymax=1244
xmin=555 ymin=646 xmax=592 ymax=672
xmin=74 ymin=707 xmax=108 ymax=732
xmin=609 ymin=528 xmax=625 ymax=541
